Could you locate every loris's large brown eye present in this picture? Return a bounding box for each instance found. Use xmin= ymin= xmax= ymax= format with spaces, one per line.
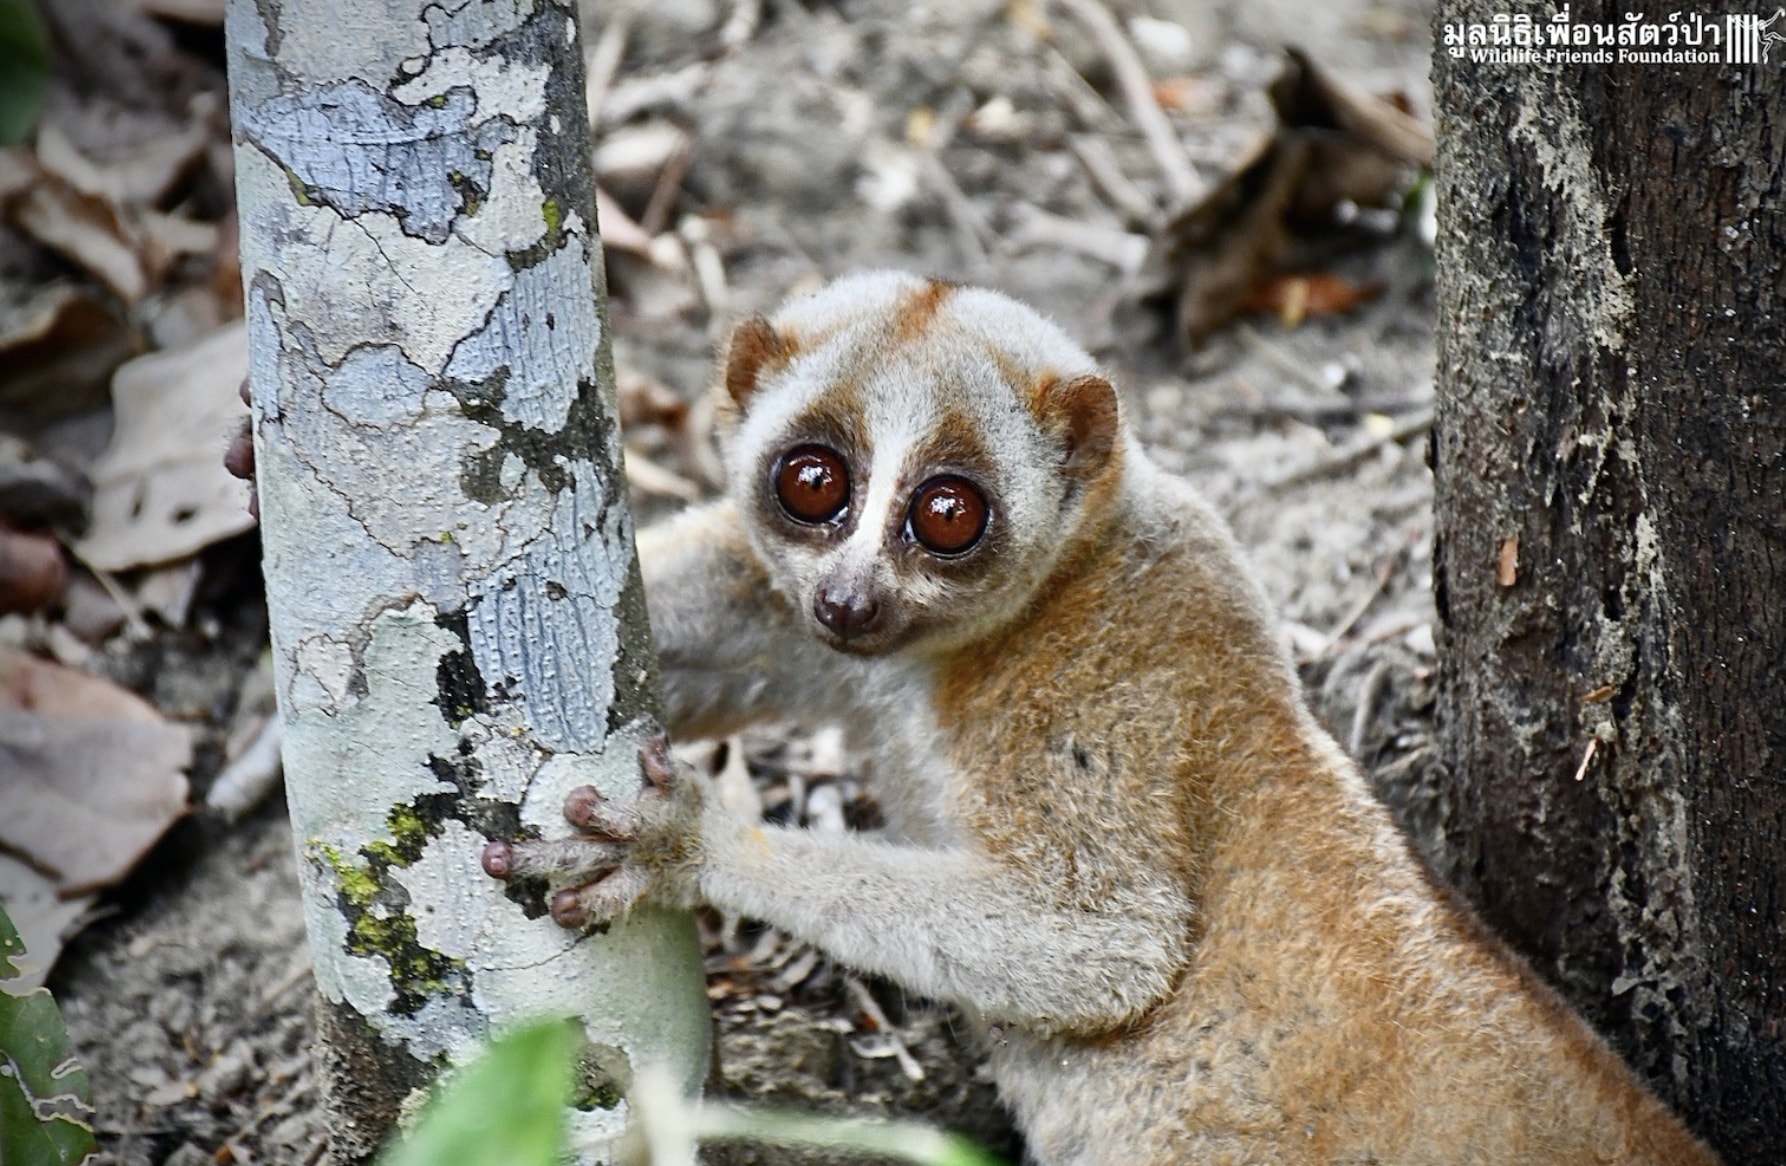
xmin=775 ymin=445 xmax=850 ymax=524
xmin=907 ymin=476 xmax=988 ymax=555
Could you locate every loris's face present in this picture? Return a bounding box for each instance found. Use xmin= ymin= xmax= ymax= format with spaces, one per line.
xmin=718 ymin=274 xmax=1121 ymax=657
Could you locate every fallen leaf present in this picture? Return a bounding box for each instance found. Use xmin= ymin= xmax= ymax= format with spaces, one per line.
xmin=1268 ymin=48 xmax=1433 ymax=168
xmin=72 ymin=321 xmax=254 ymax=571
xmin=1239 ymin=272 xmax=1383 ymax=327
xmin=0 ymin=279 xmax=133 ymax=419
xmin=595 ymin=186 xmax=654 ymax=258
xmin=0 ymin=855 xmax=92 ymax=991
xmin=0 ymin=433 xmax=91 ymax=530
xmin=0 ymin=901 xmax=97 ymax=1163
xmin=128 ymin=0 xmax=225 ymax=25
xmin=131 ymin=559 xmax=201 ymax=629
xmin=36 ymin=118 xmax=211 ymax=210
xmin=11 ymin=175 xmax=148 ymax=301
xmin=1133 ymin=48 xmax=1430 ymax=349
xmin=0 ymin=644 xmax=191 ymax=897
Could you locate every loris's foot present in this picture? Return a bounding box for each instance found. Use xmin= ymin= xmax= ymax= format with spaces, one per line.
xmin=224 ymin=378 xmax=258 ymax=520
xmin=481 ymin=737 xmax=708 ymax=927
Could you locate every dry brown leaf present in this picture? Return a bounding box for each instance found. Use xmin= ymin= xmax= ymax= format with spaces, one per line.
xmin=12 ymin=178 xmax=148 ymax=302
xmin=72 ymin=322 xmax=254 ymax=572
xmin=0 ymin=281 xmax=133 ymax=418
xmin=37 ymin=117 xmax=212 ymax=210
xmin=1269 ymin=48 xmax=1433 ymax=168
xmin=0 ymin=853 xmax=94 ymax=991
xmin=1133 ymin=48 xmax=1430 ymax=349
xmin=0 ymin=644 xmax=191 ymax=895
xmin=128 ymin=0 xmax=225 ymax=24
xmin=1240 ymin=272 xmax=1383 ymax=327
xmin=137 ymin=210 xmax=220 ymax=286
xmin=596 ymin=186 xmax=655 ymax=258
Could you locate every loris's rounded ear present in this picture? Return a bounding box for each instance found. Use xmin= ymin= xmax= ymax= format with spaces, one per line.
xmin=724 ymin=316 xmax=796 ymax=407
xmin=1040 ymin=373 xmax=1120 ymax=479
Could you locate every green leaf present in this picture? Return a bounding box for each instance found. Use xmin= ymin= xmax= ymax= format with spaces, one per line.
xmin=0 ymin=0 xmax=47 ymax=145
xmin=379 ymin=1018 xmax=575 ymax=1166
xmin=0 ymin=903 xmax=97 ymax=1166
xmin=0 ymin=903 xmax=25 ymax=981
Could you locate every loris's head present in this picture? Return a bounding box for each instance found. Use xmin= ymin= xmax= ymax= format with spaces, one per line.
xmin=716 ymin=271 xmax=1126 ymax=657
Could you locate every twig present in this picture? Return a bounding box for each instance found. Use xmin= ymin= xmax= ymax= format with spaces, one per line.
xmin=1236 ymin=323 xmax=1346 ymax=397
xmin=678 ymin=214 xmax=730 ymax=318
xmin=1573 ymin=736 xmax=1602 ymax=782
xmin=1252 ymin=407 xmax=1434 ymax=495
xmin=845 ymin=976 xmax=925 ymax=1082
xmin=1067 ymin=132 xmax=1158 ymax=225
xmin=1217 ymin=388 xmax=1435 ymax=423
xmin=914 ymin=95 xmax=997 ymax=268
xmin=927 ymin=156 xmax=996 ymax=266
xmin=584 ymin=6 xmax=633 ymax=129
xmin=1052 ymin=0 xmax=1201 ymax=208
xmin=60 ymin=546 xmax=151 ymax=638
xmin=719 ymin=0 xmax=762 ymax=50
xmin=255 ymin=955 xmax=314 ymax=1014
xmin=1310 ymin=555 xmax=1398 ymax=661
xmin=1007 ymin=202 xmax=1147 ymax=273
xmin=1348 ymin=659 xmax=1391 ymax=760
xmin=638 ymin=137 xmax=693 ymax=238
xmin=1039 ymin=43 xmax=1125 ymax=132
xmin=206 ymin=713 xmax=285 ymax=821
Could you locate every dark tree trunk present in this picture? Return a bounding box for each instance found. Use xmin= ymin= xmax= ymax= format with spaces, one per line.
xmin=1430 ymin=6 xmax=1785 ymax=1164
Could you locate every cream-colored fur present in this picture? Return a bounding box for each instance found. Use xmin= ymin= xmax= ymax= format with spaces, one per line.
xmin=487 ymin=273 xmax=1718 ymax=1165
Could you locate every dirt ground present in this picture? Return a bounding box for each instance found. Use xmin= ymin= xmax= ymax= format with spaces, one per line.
xmin=30 ymin=0 xmax=1442 ymax=1162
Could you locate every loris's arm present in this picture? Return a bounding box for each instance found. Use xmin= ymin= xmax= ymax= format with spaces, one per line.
xmin=693 ymin=823 xmax=1190 ymax=1034
xmin=493 ymin=742 xmax=1192 ymax=1035
xmin=639 ymin=500 xmax=858 ymax=738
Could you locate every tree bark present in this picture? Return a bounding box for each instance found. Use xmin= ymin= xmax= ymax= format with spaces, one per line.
xmin=1431 ymin=6 xmax=1785 ymax=1164
xmin=225 ymin=2 xmax=708 ymax=1161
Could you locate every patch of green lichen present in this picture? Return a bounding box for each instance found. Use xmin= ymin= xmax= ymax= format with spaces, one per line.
xmin=573 ymin=1080 xmax=624 ymax=1112
xmin=571 ymin=1042 xmax=631 ymax=1112
xmin=428 ymin=93 xmax=448 ymax=108
xmin=306 ymin=816 xmax=463 ymax=1013
xmin=283 ymin=166 xmax=312 ymax=206
xmin=366 ymin=804 xmax=434 ymax=867
xmin=313 ymin=841 xmax=380 ymax=907
xmin=347 ymin=909 xmax=462 ymax=998
xmin=541 ymin=197 xmax=562 ymax=234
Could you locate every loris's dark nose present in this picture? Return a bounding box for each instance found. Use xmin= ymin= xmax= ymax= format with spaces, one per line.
xmin=814 ymin=584 xmax=881 ymax=639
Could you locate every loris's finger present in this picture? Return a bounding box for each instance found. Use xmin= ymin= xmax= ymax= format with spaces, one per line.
xmin=481 ymin=836 xmax=624 ymax=882
xmin=550 ymin=866 xmax=650 ymax=928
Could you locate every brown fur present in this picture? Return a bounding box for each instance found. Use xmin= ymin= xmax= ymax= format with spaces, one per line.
xmin=935 ymin=492 xmax=1716 ymax=1164
xmin=893 ymin=279 xmax=956 ymax=342
xmin=1033 ymin=373 xmax=1121 ymax=479
xmin=724 ymin=314 xmax=797 ymax=406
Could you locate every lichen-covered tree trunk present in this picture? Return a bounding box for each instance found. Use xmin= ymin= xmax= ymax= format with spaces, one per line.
xmin=225 ymin=2 xmax=708 ymax=1160
xmin=1431 ymin=7 xmax=1785 ymax=1163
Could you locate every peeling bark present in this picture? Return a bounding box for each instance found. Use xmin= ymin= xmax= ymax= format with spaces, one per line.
xmin=225 ymin=2 xmax=708 ymax=1159
xmin=1432 ymin=5 xmax=1785 ymax=1163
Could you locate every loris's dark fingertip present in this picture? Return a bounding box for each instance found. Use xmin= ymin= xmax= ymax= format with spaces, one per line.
xmin=640 ymin=736 xmax=674 ymax=788
xmin=565 ymin=784 xmax=605 ymax=827
xmin=550 ymin=888 xmax=586 ymax=929
xmin=481 ymin=840 xmax=513 ymax=879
